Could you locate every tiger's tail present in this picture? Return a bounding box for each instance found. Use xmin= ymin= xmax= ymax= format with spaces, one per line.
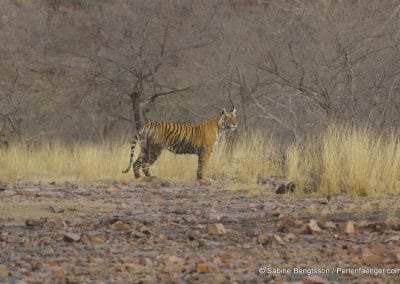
xmin=122 ymin=133 xmax=140 ymax=174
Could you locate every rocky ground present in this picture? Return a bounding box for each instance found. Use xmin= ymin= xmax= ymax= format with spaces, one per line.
xmin=0 ymin=179 xmax=400 ymax=283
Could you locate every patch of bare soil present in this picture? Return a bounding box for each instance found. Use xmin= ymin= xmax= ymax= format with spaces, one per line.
xmin=1 ymin=180 xmax=400 ymax=283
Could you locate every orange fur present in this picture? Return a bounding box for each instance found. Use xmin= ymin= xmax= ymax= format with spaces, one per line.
xmin=122 ymin=108 xmax=237 ymax=181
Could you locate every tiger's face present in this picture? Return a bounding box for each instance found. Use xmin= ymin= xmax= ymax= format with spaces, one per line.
xmin=219 ymin=108 xmax=237 ymax=131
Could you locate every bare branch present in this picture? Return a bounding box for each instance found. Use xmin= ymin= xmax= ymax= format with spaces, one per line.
xmin=149 ymin=86 xmax=192 ymax=103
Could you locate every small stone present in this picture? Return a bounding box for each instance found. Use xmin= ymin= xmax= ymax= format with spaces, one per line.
xmin=319 ymin=198 xmax=329 ymax=205
xmin=276 ymin=182 xmax=296 ymax=194
xmin=46 ymin=218 xmax=68 ymax=229
xmin=283 ymin=233 xmax=296 ymax=242
xmin=324 ymin=221 xmax=337 ymax=230
xmin=183 ymin=215 xmax=197 ymax=223
xmin=273 ymin=233 xmax=286 ymax=246
xmin=129 ymin=229 xmax=147 ymax=239
xmin=137 ymin=224 xmax=155 ymax=235
xmin=49 ymin=206 xmax=65 ymax=213
xmin=307 ymin=219 xmax=322 ymax=233
xmin=109 ymin=220 xmax=130 ymax=231
xmin=196 ymin=262 xmax=218 ymax=273
xmin=80 ymin=233 xmax=108 ymax=245
xmin=168 ymin=255 xmax=183 ymax=263
xmin=345 ymin=221 xmax=355 ymax=235
xmin=63 ymin=233 xmax=81 ymax=242
xmin=31 ymin=261 xmax=45 ymax=270
xmin=139 ymin=257 xmax=153 ymax=266
xmin=160 ymin=179 xmax=173 ymax=187
xmin=25 ymin=218 xmax=47 ymax=227
xmin=106 ymin=187 xmax=120 ymax=194
xmin=207 ymin=223 xmax=227 ymax=235
xmin=385 ymin=235 xmax=400 ymax=243
xmin=257 ymin=233 xmax=270 ymax=245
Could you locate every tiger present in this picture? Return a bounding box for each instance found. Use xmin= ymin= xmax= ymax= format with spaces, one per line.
xmin=122 ymin=108 xmax=237 ymax=184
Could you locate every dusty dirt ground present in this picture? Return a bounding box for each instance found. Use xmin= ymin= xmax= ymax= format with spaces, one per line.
xmin=1 ymin=179 xmax=400 ymax=283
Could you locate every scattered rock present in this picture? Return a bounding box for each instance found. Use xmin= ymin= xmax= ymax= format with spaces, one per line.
xmin=324 ymin=221 xmax=337 ymax=230
xmin=385 ymin=235 xmax=400 ymax=243
xmin=48 ymin=206 xmax=65 ymax=213
xmin=273 ymin=233 xmax=286 ymax=246
xmin=25 ymin=218 xmax=47 ymax=227
xmin=139 ymin=257 xmax=154 ymax=266
xmin=318 ymin=198 xmax=329 ymax=205
xmin=80 ymin=233 xmax=108 ymax=245
xmin=160 ymin=179 xmax=173 ymax=187
xmin=283 ymin=233 xmax=296 ymax=242
xmin=345 ymin=221 xmax=355 ymax=235
xmin=277 ymin=217 xmax=303 ymax=233
xmin=196 ymin=262 xmax=218 ymax=273
xmin=167 ymin=255 xmax=183 ymax=263
xmin=307 ymin=219 xmax=322 ymax=233
xmin=3 ymin=182 xmax=400 ymax=282
xmin=276 ymin=181 xmax=296 ymax=194
xmin=63 ymin=233 xmax=81 ymax=242
xmin=106 ymin=187 xmax=120 ymax=194
xmin=137 ymin=224 xmax=155 ymax=235
xmin=46 ymin=218 xmax=68 ymax=228
xmin=257 ymin=233 xmax=270 ymax=245
xmin=0 ymin=183 xmax=8 ymax=191
xmin=207 ymin=223 xmax=227 ymax=235
xmin=109 ymin=220 xmax=130 ymax=231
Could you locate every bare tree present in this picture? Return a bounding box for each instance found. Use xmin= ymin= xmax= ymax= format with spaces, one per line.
xmin=48 ymin=0 xmax=208 ymax=135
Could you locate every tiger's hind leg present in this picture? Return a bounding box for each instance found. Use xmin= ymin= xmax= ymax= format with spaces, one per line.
xmin=141 ymin=146 xmax=162 ymax=178
xmin=132 ymin=157 xmax=143 ymax=179
xmin=132 ymin=133 xmax=150 ymax=179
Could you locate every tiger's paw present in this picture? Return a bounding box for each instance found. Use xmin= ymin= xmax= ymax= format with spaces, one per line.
xmin=143 ymin=176 xmax=157 ymax=182
xmin=198 ymin=178 xmax=211 ymax=186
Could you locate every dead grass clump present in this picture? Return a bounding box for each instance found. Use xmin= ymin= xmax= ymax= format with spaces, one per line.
xmin=287 ymin=125 xmax=400 ymax=197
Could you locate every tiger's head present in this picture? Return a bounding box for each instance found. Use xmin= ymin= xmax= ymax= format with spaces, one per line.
xmin=218 ymin=108 xmax=237 ymax=131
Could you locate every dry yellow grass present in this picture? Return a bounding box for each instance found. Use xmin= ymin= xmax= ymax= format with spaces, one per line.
xmin=287 ymin=125 xmax=400 ymax=197
xmin=0 ymin=133 xmax=282 ymax=185
xmin=0 ymin=124 xmax=399 ymax=197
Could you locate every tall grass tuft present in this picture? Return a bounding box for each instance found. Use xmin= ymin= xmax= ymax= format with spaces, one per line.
xmin=287 ymin=125 xmax=400 ymax=196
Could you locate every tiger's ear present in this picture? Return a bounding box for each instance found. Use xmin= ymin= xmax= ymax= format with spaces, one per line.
xmin=220 ymin=108 xmax=227 ymax=115
xmin=232 ymin=108 xmax=237 ymax=114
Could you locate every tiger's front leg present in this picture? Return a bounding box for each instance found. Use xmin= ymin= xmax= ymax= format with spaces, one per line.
xmin=197 ymin=150 xmax=211 ymax=186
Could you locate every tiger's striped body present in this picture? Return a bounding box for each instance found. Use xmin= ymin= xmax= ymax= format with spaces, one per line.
xmin=122 ymin=108 xmax=237 ymax=181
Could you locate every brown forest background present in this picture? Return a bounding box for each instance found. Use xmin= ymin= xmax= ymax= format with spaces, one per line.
xmin=0 ymin=0 xmax=399 ymax=144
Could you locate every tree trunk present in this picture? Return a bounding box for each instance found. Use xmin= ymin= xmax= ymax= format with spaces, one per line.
xmin=129 ymin=92 xmax=142 ymax=133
